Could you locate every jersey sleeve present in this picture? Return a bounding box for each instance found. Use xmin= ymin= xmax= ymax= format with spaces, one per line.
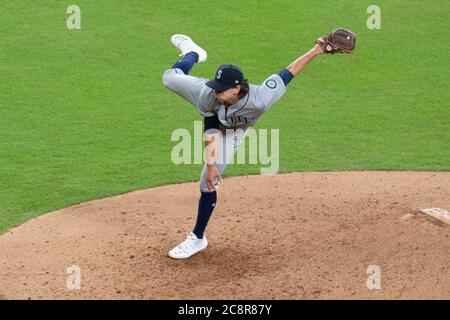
xmin=254 ymin=74 xmax=287 ymax=111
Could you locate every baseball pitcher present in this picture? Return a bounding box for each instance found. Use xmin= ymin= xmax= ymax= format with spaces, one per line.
xmin=162 ymin=30 xmax=356 ymax=259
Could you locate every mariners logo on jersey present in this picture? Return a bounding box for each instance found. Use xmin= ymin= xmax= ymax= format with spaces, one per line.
xmin=265 ymin=78 xmax=278 ymax=89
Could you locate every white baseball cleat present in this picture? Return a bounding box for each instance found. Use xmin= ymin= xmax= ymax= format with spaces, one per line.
xmin=171 ymin=34 xmax=208 ymax=63
xmin=168 ymin=232 xmax=208 ymax=259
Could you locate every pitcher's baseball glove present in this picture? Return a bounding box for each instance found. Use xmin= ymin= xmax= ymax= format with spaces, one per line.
xmin=316 ymin=28 xmax=356 ymax=54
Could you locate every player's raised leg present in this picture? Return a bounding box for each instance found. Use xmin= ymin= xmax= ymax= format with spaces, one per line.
xmin=162 ymin=34 xmax=208 ymax=106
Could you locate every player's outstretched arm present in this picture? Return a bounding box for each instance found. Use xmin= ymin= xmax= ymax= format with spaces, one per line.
xmin=255 ymin=43 xmax=324 ymax=111
xmin=286 ymin=44 xmax=323 ymax=77
xmin=286 ymin=28 xmax=356 ymax=77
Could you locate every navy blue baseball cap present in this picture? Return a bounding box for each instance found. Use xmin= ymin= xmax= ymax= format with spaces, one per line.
xmin=206 ymin=64 xmax=244 ymax=92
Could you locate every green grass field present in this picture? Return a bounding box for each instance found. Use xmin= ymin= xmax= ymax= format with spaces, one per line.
xmin=1 ymin=0 xmax=449 ymax=233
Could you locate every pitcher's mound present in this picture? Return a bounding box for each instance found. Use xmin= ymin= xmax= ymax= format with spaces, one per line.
xmin=0 ymin=171 xmax=449 ymax=299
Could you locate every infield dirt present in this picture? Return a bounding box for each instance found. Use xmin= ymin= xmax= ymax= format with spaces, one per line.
xmin=0 ymin=171 xmax=449 ymax=299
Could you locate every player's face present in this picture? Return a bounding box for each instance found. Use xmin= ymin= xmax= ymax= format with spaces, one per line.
xmin=214 ymin=86 xmax=241 ymax=105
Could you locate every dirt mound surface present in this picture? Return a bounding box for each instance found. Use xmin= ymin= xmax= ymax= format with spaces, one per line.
xmin=0 ymin=171 xmax=449 ymax=299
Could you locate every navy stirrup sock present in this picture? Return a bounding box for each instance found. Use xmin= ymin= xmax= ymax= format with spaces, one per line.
xmin=193 ymin=191 xmax=217 ymax=239
xmin=172 ymin=52 xmax=199 ymax=75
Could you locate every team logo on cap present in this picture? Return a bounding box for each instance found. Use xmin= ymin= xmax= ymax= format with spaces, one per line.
xmin=216 ymin=70 xmax=222 ymax=79
xmin=265 ymin=79 xmax=278 ymax=89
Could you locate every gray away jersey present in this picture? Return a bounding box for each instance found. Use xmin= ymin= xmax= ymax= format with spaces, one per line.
xmin=163 ymin=68 xmax=287 ymax=130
